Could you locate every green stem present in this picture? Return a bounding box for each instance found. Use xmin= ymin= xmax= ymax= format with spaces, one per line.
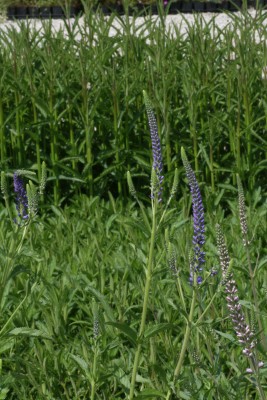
xmin=244 ymin=235 xmax=267 ymax=352
xmin=173 ymin=286 xmax=196 ymax=379
xmin=249 ymin=355 xmax=266 ymax=400
xmin=210 ymin=143 xmax=215 ymax=193
xmin=195 ymin=287 xmax=221 ymax=326
xmin=15 ymin=91 xmax=22 ymax=166
xmin=242 ymin=78 xmax=252 ymax=177
xmin=68 ymin=101 xmax=76 ymax=172
xmin=129 ymin=199 xmax=157 ymax=399
xmin=166 ymin=285 xmax=197 ymax=398
xmin=49 ymin=91 xmax=59 ymax=205
xmin=0 ymin=282 xmax=30 ymax=337
xmin=0 ymin=224 xmax=29 ymax=309
xmin=112 ymin=80 xmax=122 ymax=197
xmin=90 ymin=344 xmax=98 ymax=400
xmin=192 ymin=125 xmax=199 ymax=174
xmin=0 ymin=97 xmax=5 ymax=164
xmin=236 ymin=81 xmax=241 ymax=176
xmin=163 ymin=90 xmax=171 ymax=173
xmin=175 ymin=276 xmax=186 ymax=313
xmin=137 ymin=199 xmax=151 ymax=233
xmin=81 ymin=78 xmax=93 ymax=197
xmin=85 ymin=124 xmax=93 ymax=197
xmin=32 ymin=101 xmax=41 ymax=181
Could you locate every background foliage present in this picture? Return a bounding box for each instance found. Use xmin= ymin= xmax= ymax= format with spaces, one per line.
xmin=0 ymin=7 xmax=266 ymax=206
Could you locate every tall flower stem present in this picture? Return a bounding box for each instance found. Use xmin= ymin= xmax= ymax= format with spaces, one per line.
xmin=129 ymin=199 xmax=158 ymax=399
xmin=174 ymin=286 xmax=196 ymax=378
xmin=165 ymin=283 xmax=197 ymax=399
xmin=245 ymin=241 xmax=267 ymax=351
xmin=90 ymin=344 xmax=99 ymax=400
xmin=0 ymin=280 xmax=32 ymax=337
xmin=237 ymin=175 xmax=267 ymax=351
xmin=248 ymin=355 xmax=266 ymax=400
xmin=216 ymin=224 xmax=266 ymax=400
xmin=196 ymin=288 xmax=221 ymax=326
xmin=0 ymin=224 xmax=29 ymax=310
xmin=129 ymin=92 xmax=163 ymax=398
xmin=166 ymin=148 xmax=206 ymax=397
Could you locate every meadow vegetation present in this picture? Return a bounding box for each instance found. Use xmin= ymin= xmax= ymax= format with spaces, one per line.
xmin=0 ymin=5 xmax=266 ymax=399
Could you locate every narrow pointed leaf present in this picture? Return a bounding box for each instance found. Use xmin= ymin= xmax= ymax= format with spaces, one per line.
xmin=144 ymin=323 xmax=173 ymax=339
xmin=106 ymin=322 xmax=137 ymax=346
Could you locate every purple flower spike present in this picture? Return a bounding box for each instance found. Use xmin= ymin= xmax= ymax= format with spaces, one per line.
xmin=143 ymin=91 xmax=164 ymax=202
xmin=181 ymin=148 xmax=205 ymax=284
xmin=14 ymin=172 xmax=28 ymax=221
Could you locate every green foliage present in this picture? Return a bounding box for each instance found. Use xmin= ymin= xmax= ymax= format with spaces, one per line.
xmin=0 ymin=191 xmax=265 ymax=398
xmin=0 ymin=8 xmax=266 ymax=205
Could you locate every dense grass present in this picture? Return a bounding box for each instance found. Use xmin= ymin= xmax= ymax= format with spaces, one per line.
xmin=0 ymin=6 xmax=266 ymax=205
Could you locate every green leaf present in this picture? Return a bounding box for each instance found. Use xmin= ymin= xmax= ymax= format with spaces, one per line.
xmin=217 ymin=184 xmax=237 ymax=192
xmin=106 ymin=322 xmax=137 ymax=346
xmin=15 ymin=169 xmax=36 ymax=179
xmin=114 ymin=367 xmax=131 ymax=389
xmin=70 ymin=354 xmax=88 ymax=373
xmin=34 ymin=99 xmax=50 ymax=118
xmin=133 ymin=155 xmax=151 ymax=169
xmin=8 ymin=327 xmax=52 ymax=340
xmin=50 ymin=205 xmax=67 ymax=222
xmin=214 ymin=189 xmax=225 ymax=206
xmin=105 ymin=214 xmax=118 ymax=237
xmin=135 ymin=389 xmax=166 ymax=399
xmin=172 ymin=219 xmax=189 ymax=230
xmin=84 ymin=284 xmax=116 ymax=322
xmin=8 ymin=264 xmax=30 ymax=281
xmin=257 ymin=256 xmax=267 ymax=272
xmin=0 ymin=338 xmax=15 ymax=354
xmin=214 ymin=330 xmax=235 ymax=342
xmin=93 ymin=165 xmax=121 ymax=183
xmin=144 ymin=323 xmax=173 ymax=339
xmin=0 ymin=388 xmax=9 ymax=400
xmin=57 ymin=175 xmax=84 ymax=183
xmin=199 ymin=144 xmax=212 ymax=171
xmin=177 ymin=390 xmax=194 ymax=399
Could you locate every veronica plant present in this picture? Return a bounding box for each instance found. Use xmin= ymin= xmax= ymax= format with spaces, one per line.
xmin=237 ymin=175 xmax=267 ymax=351
xmin=216 ymin=224 xmax=266 ymax=400
xmin=128 ymin=92 xmax=178 ymax=399
xmin=166 ymin=147 xmax=207 ymax=395
xmin=0 ymin=163 xmax=47 ymax=310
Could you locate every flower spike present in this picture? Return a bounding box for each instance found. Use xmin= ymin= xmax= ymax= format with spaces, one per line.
xmin=13 ymin=172 xmax=29 ymax=221
xmin=216 ymin=224 xmax=256 ymax=358
xmin=236 ymin=174 xmax=248 ymax=246
xmin=181 ymin=147 xmax=205 ymax=284
xmin=143 ymin=90 xmax=164 ymax=202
